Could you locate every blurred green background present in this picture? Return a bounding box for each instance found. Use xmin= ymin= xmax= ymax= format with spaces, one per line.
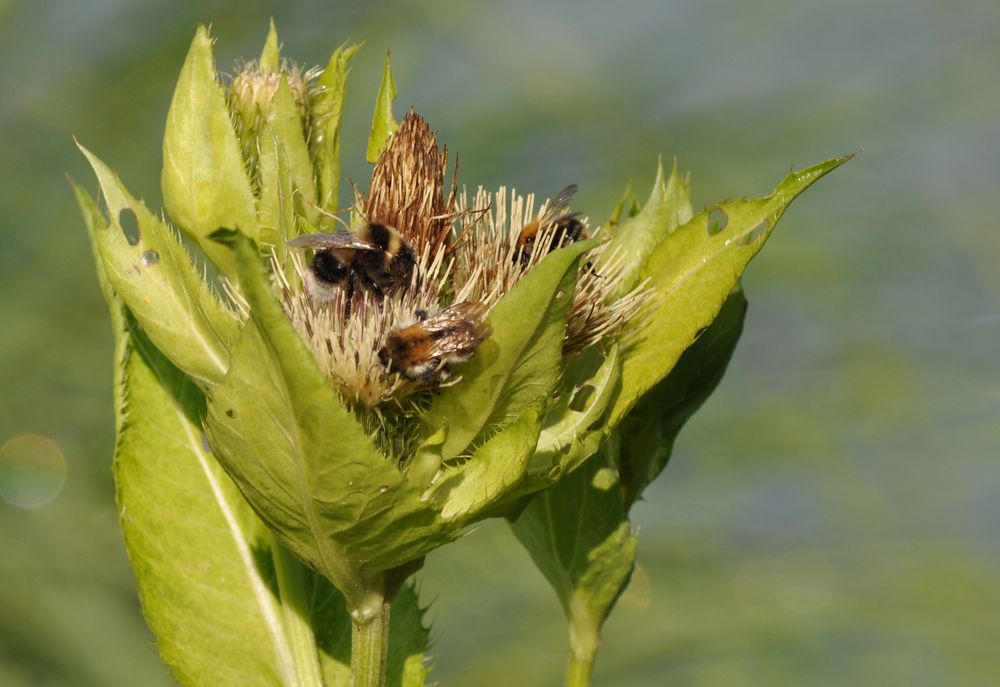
xmin=1 ymin=0 xmax=998 ymax=684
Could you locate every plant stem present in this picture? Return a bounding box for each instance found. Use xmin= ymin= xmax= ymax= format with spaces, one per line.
xmin=272 ymin=539 xmax=325 ymax=687
xmin=565 ymin=605 xmax=600 ymax=687
xmin=565 ymin=647 xmax=597 ymax=687
xmin=350 ymin=582 xmax=391 ymax=687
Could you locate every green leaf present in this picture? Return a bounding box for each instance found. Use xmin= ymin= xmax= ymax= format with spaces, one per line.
xmin=116 ymin=324 xmax=318 ymax=687
xmin=600 ymin=158 xmax=692 ymax=296
xmin=533 ymin=343 xmax=621 ymax=474
xmin=203 ymin=237 xmax=446 ymax=605
xmin=609 ymin=155 xmax=852 ymax=426
xmin=256 ymin=122 xmax=296 ymax=266
xmin=366 ymin=52 xmax=399 ymax=163
xmin=424 ymin=403 xmax=544 ymax=521
xmin=264 ymin=74 xmax=317 ymax=221
xmin=312 ymin=41 xmax=363 ymax=215
xmin=387 ymin=584 xmax=431 ymax=687
xmin=72 ymin=180 xmax=122 ymax=329
xmin=510 ymin=450 xmax=638 ymax=661
xmin=77 ymin=144 xmax=239 ymax=390
xmin=162 ymin=25 xmax=259 ymax=275
xmin=423 ymin=239 xmax=597 ymax=460
xmin=259 ymin=19 xmax=281 ymax=73
xmin=618 ymin=288 xmax=747 ymax=507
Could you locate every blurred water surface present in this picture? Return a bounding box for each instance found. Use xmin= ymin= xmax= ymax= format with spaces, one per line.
xmin=1 ymin=0 xmax=997 ymax=684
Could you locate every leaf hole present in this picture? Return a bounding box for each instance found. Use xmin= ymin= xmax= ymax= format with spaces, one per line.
xmin=140 ymin=250 xmax=160 ymax=266
xmin=569 ymin=384 xmax=596 ymax=412
xmin=225 ymin=408 xmax=236 ymax=419
xmin=118 ymin=208 xmax=141 ymax=246
xmin=738 ymin=219 xmax=771 ymax=246
xmin=707 ymin=207 xmax=728 ymax=236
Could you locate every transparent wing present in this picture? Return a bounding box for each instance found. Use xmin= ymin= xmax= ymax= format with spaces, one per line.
xmin=421 ymin=302 xmax=487 ymax=332
xmin=287 ymin=231 xmax=378 ymax=251
xmin=539 ymin=184 xmax=579 ymax=223
xmin=422 ymin=302 xmax=491 ymax=356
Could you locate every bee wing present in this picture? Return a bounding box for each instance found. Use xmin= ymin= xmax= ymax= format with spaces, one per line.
xmin=287 ymin=231 xmax=379 ymax=252
xmin=539 ymin=184 xmax=579 ymax=223
xmin=420 ymin=301 xmax=490 ymax=356
xmin=421 ymin=302 xmax=487 ymax=331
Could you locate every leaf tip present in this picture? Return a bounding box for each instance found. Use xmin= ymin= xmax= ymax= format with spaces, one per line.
xmin=260 ymin=18 xmax=281 ymax=72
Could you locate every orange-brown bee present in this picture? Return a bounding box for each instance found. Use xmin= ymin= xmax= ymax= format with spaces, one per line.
xmin=379 ymin=302 xmax=492 ymax=382
xmin=288 ymin=222 xmax=416 ymax=303
xmin=515 ymin=184 xmax=588 ymax=267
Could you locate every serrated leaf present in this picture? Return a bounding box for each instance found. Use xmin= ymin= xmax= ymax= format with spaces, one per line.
xmin=367 ymin=53 xmax=398 ymax=163
xmin=510 ymin=450 xmax=637 ymax=659
xmin=423 ymin=239 xmax=597 ymax=460
xmin=609 ymin=155 xmax=852 ymax=426
xmin=77 ymin=145 xmax=239 ymax=390
xmin=601 ymin=158 xmax=692 ymax=296
xmin=424 ymin=403 xmax=544 ymax=521
xmin=387 ymin=584 xmax=431 ymax=687
xmin=73 ymin=181 xmax=126 ymax=339
xmin=265 ymin=74 xmax=317 ymax=222
xmin=618 ymin=288 xmax=747 ymax=507
xmin=203 ymin=237 xmax=446 ymax=605
xmin=312 ymin=41 xmax=363 ymax=215
xmin=116 ymin=325 xmax=306 ymax=687
xmin=162 ymin=25 xmax=259 ymax=275
xmin=312 ymin=580 xmax=429 ymax=687
xmin=259 ymin=19 xmax=281 ymax=73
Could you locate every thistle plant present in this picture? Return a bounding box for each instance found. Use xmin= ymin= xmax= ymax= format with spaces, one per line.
xmin=74 ymin=21 xmax=848 ymax=687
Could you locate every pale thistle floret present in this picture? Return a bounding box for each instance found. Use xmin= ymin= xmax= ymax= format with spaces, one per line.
xmin=452 ymin=186 xmax=649 ymax=355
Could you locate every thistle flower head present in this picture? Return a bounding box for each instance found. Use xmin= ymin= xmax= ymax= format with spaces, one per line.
xmin=266 ymin=109 xmax=646 ymax=417
xmin=78 ymin=22 xmax=848 ymax=613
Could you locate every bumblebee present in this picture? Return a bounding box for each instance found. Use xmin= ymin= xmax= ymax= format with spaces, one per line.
xmin=515 ymin=184 xmax=588 ymax=267
xmin=379 ymin=301 xmax=492 ymax=382
xmin=288 ymin=222 xmax=416 ymax=303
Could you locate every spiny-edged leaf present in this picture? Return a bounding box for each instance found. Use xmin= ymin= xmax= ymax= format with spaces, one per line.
xmin=424 ymin=403 xmax=544 ymax=522
xmin=73 ymin=180 xmax=124 ymax=334
xmin=367 ymin=52 xmax=398 ymax=163
xmin=619 ymin=288 xmax=747 ymax=507
xmin=387 ymin=584 xmax=432 ymax=687
xmin=306 ymin=576 xmax=428 ymax=687
xmin=609 ymin=155 xmax=852 ymax=427
xmin=116 ymin=324 xmax=304 ymax=686
xmin=533 ymin=343 xmax=621 ymax=471
xmin=257 ymin=122 xmax=296 ymax=267
xmin=510 ymin=450 xmax=637 ymax=647
xmin=312 ymin=41 xmax=363 ymax=215
xmin=265 ymin=74 xmax=317 ymax=223
xmin=203 ymin=237 xmax=445 ymax=604
xmin=78 ymin=144 xmax=239 ymax=390
xmin=162 ymin=25 xmax=258 ymax=275
xmin=259 ymin=19 xmax=281 ymax=73
xmin=424 ymin=239 xmax=597 ymax=460
xmin=600 ymin=158 xmax=692 ymax=296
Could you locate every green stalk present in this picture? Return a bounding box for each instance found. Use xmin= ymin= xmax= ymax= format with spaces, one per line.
xmin=565 ymin=603 xmax=600 ymax=687
xmin=565 ymin=649 xmax=597 ymax=687
xmin=272 ymin=538 xmax=325 ymax=687
xmin=349 ymin=581 xmax=391 ymax=687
